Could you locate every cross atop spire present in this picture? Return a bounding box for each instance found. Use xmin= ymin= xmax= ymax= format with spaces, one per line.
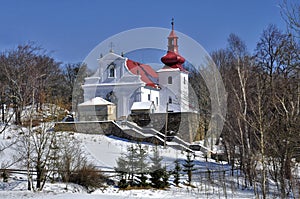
xmin=109 ymin=42 xmax=114 ymax=53
xmin=171 ymin=18 xmax=174 ymax=30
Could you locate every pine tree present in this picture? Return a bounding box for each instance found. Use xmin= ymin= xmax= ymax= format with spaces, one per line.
xmin=126 ymin=145 xmax=138 ymax=182
xmin=182 ymin=152 xmax=196 ymax=186
xmin=115 ymin=156 xmax=128 ymax=180
xmin=149 ymin=146 xmax=164 ymax=188
xmin=135 ymin=143 xmax=149 ymax=187
xmin=173 ymin=159 xmax=181 ymax=186
xmin=162 ymin=165 xmax=170 ymax=188
xmin=115 ymin=144 xmax=149 ymax=188
xmin=115 ymin=155 xmax=128 ymax=188
xmin=150 ymin=145 xmax=163 ymax=171
xmin=114 ymin=144 xmax=137 ymax=186
xmin=150 ymin=169 xmax=164 ymax=188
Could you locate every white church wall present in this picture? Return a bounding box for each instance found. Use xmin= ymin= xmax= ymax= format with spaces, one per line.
xmin=100 ymin=57 xmax=127 ymax=84
xmin=140 ymin=87 xmax=160 ymax=112
xmin=157 ymin=69 xmax=184 ymax=112
xmin=158 ymin=87 xmax=180 ymax=112
xmin=180 ymin=72 xmax=189 ymax=112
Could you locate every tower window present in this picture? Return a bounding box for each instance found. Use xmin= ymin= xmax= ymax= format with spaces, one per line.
xmin=184 ymin=77 xmax=186 ymax=84
xmin=148 ymin=94 xmax=151 ymax=101
xmin=168 ymin=96 xmax=172 ymax=104
xmin=108 ymin=64 xmax=115 ymax=78
xmin=156 ymin=97 xmax=158 ymax=106
xmin=168 ymin=76 xmax=172 ymax=84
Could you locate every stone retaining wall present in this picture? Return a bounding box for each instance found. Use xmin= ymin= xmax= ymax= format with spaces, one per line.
xmin=54 ymin=121 xmax=164 ymax=145
xmin=129 ymin=112 xmax=200 ymax=143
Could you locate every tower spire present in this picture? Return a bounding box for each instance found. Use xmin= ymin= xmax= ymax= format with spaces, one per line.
xmin=161 ymin=19 xmax=186 ymax=71
xmin=167 ymin=18 xmax=178 ymax=53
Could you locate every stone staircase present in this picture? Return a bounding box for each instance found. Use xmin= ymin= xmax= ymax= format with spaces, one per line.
xmin=115 ymin=120 xmax=210 ymax=153
xmin=55 ymin=120 xmax=212 ymax=154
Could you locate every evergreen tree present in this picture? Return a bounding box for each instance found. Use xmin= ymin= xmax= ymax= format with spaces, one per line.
xmin=114 ymin=145 xmax=137 ymax=185
xmin=150 ymin=169 xmax=164 ymax=188
xmin=135 ymin=143 xmax=149 ymax=187
xmin=173 ymin=159 xmax=181 ymax=186
xmin=115 ymin=156 xmax=128 ymax=180
xmin=115 ymin=144 xmax=149 ymax=187
xmin=150 ymin=145 xmax=163 ymax=170
xmin=126 ymin=145 xmax=138 ymax=182
xmin=162 ymin=165 xmax=170 ymax=188
xmin=182 ymin=152 xmax=196 ymax=186
xmin=149 ymin=146 xmax=164 ymax=188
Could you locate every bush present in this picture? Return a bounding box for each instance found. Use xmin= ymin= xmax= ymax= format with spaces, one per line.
xmin=69 ymin=164 xmax=106 ymax=191
xmin=118 ymin=179 xmax=129 ymax=189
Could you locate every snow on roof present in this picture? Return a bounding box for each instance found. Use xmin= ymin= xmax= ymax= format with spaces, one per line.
xmin=131 ymin=101 xmax=155 ymax=110
xmin=157 ymin=66 xmax=180 ymax=73
xmin=78 ymin=97 xmax=114 ymax=106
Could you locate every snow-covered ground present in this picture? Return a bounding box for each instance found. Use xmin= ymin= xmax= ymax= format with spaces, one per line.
xmin=0 ymin=122 xmax=272 ymax=198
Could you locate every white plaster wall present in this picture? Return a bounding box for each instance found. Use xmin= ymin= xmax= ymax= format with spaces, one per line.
xmin=140 ymin=87 xmax=160 ymax=112
xmin=158 ymin=69 xmax=183 ymax=112
xmin=180 ymin=72 xmax=189 ymax=112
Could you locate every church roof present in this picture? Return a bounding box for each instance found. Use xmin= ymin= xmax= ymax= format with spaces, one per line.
xmin=78 ymin=97 xmax=114 ymax=106
xmin=131 ymin=101 xmax=155 ymax=111
xmin=126 ymin=59 xmax=159 ymax=89
xmin=161 ymin=51 xmax=186 ymax=71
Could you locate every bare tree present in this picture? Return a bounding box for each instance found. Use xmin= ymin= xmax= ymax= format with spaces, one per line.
xmin=62 ymin=62 xmax=88 ymax=111
xmin=15 ymin=123 xmax=55 ymax=191
xmin=212 ymin=34 xmax=258 ymax=189
xmin=253 ymin=23 xmax=300 ymax=197
xmin=0 ymin=43 xmax=62 ymax=125
xmin=54 ymin=133 xmax=88 ymax=185
xmin=280 ymin=0 xmax=300 ymax=37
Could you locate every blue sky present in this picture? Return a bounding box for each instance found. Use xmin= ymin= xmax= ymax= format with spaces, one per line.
xmin=0 ymin=0 xmax=287 ymax=64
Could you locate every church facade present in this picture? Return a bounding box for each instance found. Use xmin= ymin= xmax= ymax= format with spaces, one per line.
xmin=82 ymin=23 xmax=190 ymax=119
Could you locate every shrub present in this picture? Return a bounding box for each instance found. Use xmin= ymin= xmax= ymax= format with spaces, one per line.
xmin=69 ymin=164 xmax=106 ymax=191
xmin=118 ymin=179 xmax=129 ymax=189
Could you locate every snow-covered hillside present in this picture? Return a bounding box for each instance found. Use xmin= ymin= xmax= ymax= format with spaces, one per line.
xmin=0 ymin=122 xmax=285 ymax=198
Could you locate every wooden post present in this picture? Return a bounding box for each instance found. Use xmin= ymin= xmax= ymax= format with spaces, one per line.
xmin=164 ymin=103 xmax=169 ymax=148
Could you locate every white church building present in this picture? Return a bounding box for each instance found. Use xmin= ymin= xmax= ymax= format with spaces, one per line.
xmin=82 ymin=22 xmax=189 ymax=119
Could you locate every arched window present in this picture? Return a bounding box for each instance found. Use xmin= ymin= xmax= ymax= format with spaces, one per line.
xmin=168 ymin=76 xmax=172 ymax=84
xmin=108 ymin=64 xmax=115 ymax=78
xmin=184 ymin=77 xmax=186 ymax=84
xmin=168 ymin=96 xmax=172 ymax=104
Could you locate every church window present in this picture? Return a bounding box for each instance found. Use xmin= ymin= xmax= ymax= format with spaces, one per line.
xmin=108 ymin=64 xmax=115 ymax=78
xmin=156 ymin=97 xmax=158 ymax=106
xmin=168 ymin=96 xmax=172 ymax=104
xmin=168 ymin=76 xmax=172 ymax=84
xmin=184 ymin=77 xmax=186 ymax=84
xmin=148 ymin=94 xmax=151 ymax=101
